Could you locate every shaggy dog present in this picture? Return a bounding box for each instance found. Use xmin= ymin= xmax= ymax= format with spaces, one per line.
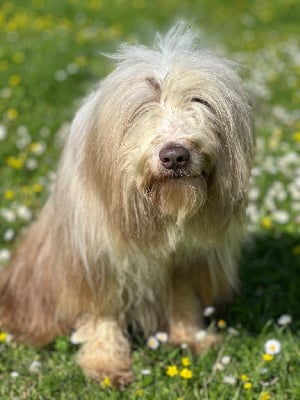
xmin=0 ymin=23 xmax=254 ymax=386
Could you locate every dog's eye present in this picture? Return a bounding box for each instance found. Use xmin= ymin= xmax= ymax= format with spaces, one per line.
xmin=191 ymin=98 xmax=211 ymax=109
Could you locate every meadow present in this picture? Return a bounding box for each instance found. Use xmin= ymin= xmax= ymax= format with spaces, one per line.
xmin=0 ymin=0 xmax=300 ymax=399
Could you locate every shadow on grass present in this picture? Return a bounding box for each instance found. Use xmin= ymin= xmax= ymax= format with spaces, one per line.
xmin=227 ymin=230 xmax=300 ymax=332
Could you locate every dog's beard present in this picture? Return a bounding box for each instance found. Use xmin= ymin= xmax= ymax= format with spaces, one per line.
xmin=142 ymin=173 xmax=207 ymax=223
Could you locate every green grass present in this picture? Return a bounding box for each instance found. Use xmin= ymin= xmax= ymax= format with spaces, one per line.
xmin=1 ymin=0 xmax=300 ymax=399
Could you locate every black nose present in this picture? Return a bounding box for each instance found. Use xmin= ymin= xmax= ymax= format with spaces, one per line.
xmin=159 ymin=143 xmax=190 ymax=170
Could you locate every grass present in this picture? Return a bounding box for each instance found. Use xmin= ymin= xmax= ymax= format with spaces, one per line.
xmin=0 ymin=0 xmax=300 ymax=399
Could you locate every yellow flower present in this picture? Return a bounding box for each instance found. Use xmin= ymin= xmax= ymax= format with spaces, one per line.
xmin=136 ymin=389 xmax=143 ymax=396
xmin=240 ymin=374 xmax=249 ymax=382
xmin=100 ymin=376 xmax=111 ymax=389
xmin=217 ymin=319 xmax=227 ymax=328
xmin=88 ymin=0 xmax=103 ymax=9
xmin=180 ymin=368 xmax=193 ymax=379
xmin=75 ymin=56 xmax=87 ymax=67
xmin=13 ymin=52 xmax=25 ymax=63
xmin=4 ymin=190 xmax=15 ymax=200
xmin=6 ymin=156 xmax=25 ymax=169
xmin=30 ymin=141 xmax=46 ymax=155
xmin=293 ymin=132 xmax=300 ymax=142
xmin=166 ymin=365 xmax=178 ymax=377
xmin=292 ymin=245 xmax=300 ymax=255
xmin=261 ymin=216 xmax=272 ymax=229
xmin=181 ymin=357 xmax=191 ymax=367
xmin=8 ymin=75 xmax=21 ymax=86
xmin=263 ymin=353 xmax=274 ymax=362
xmin=260 ymin=392 xmax=271 ymax=400
xmin=0 ymin=60 xmax=9 ymax=71
xmin=6 ymin=108 xmax=19 ymax=121
xmin=32 ymin=183 xmax=43 ymax=193
xmin=21 ymin=186 xmax=31 ymax=194
xmin=244 ymin=382 xmax=252 ymax=390
xmin=0 ymin=11 xmax=5 ymax=27
xmin=0 ymin=332 xmax=7 ymax=342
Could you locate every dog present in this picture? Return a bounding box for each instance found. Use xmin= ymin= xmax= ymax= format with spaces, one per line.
xmin=0 ymin=23 xmax=254 ymax=386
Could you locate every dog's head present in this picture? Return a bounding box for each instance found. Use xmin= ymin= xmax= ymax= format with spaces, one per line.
xmin=69 ymin=23 xmax=254 ymax=239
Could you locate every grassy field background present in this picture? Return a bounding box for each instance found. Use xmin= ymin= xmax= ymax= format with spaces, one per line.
xmin=0 ymin=0 xmax=300 ymax=399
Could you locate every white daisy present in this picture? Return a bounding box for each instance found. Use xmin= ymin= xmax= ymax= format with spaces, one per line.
xmin=55 ymin=70 xmax=68 ymax=81
xmin=147 ymin=335 xmax=159 ymax=350
xmin=195 ymin=330 xmax=207 ymax=341
xmin=1 ymin=208 xmax=16 ymax=222
xmin=0 ymin=249 xmax=11 ymax=263
xmin=141 ymin=368 xmax=151 ymax=375
xmin=223 ymin=375 xmax=236 ymax=385
xmin=221 ymin=355 xmax=231 ymax=365
xmin=155 ymin=331 xmax=168 ymax=343
xmin=3 ymin=228 xmax=14 ymax=241
xmin=264 ymin=339 xmax=281 ymax=355
xmin=29 ymin=361 xmax=42 ymax=374
xmin=277 ymin=314 xmax=292 ymax=326
xmin=213 ymin=362 xmax=224 ymax=372
xmin=0 ymin=124 xmax=7 ymax=141
xmin=272 ymin=210 xmax=289 ymax=224
xmin=16 ymin=205 xmax=32 ymax=221
xmin=26 ymin=158 xmax=38 ymax=170
xmin=203 ymin=306 xmax=215 ymax=317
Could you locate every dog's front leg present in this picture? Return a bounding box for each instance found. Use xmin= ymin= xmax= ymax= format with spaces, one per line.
xmin=169 ymin=272 xmax=220 ymax=353
xmin=72 ymin=315 xmax=133 ymax=387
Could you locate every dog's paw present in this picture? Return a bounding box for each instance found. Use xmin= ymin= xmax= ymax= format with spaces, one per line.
xmin=190 ymin=332 xmax=221 ymax=353
xmin=170 ymin=329 xmax=221 ymax=353
xmin=85 ymin=366 xmax=135 ymax=388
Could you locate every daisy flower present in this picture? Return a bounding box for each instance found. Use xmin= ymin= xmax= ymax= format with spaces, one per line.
xmin=213 ymin=362 xmax=224 ymax=372
xmin=1 ymin=208 xmax=16 ymax=222
xmin=0 ymin=124 xmax=7 ymax=141
xmin=141 ymin=368 xmax=151 ymax=376
xmin=277 ymin=314 xmax=292 ymax=326
xmin=203 ymin=306 xmax=215 ymax=317
xmin=221 ymin=355 xmax=231 ymax=365
xmin=147 ymin=335 xmax=159 ymax=350
xmin=29 ymin=361 xmax=42 ymax=373
xmin=223 ymin=375 xmax=236 ymax=385
xmin=155 ymin=331 xmax=168 ymax=343
xmin=16 ymin=205 xmax=32 ymax=221
xmin=4 ymin=228 xmax=14 ymax=241
xmin=264 ymin=339 xmax=281 ymax=355
xmin=195 ymin=330 xmax=207 ymax=341
xmin=0 ymin=249 xmax=11 ymax=263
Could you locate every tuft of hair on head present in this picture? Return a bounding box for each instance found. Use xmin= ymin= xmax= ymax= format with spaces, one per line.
xmin=105 ymin=21 xmax=204 ymax=68
xmin=154 ymin=21 xmax=201 ymax=56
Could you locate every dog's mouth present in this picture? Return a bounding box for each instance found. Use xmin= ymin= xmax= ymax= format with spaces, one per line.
xmin=144 ymin=169 xmax=209 ymax=198
xmin=142 ymin=168 xmax=209 ymax=219
xmin=160 ymin=169 xmax=209 ymax=181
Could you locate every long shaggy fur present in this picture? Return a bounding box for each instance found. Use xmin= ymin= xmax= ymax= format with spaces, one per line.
xmin=0 ymin=23 xmax=254 ymax=385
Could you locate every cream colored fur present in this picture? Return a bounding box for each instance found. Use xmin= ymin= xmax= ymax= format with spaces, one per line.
xmin=0 ymin=23 xmax=254 ymax=386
